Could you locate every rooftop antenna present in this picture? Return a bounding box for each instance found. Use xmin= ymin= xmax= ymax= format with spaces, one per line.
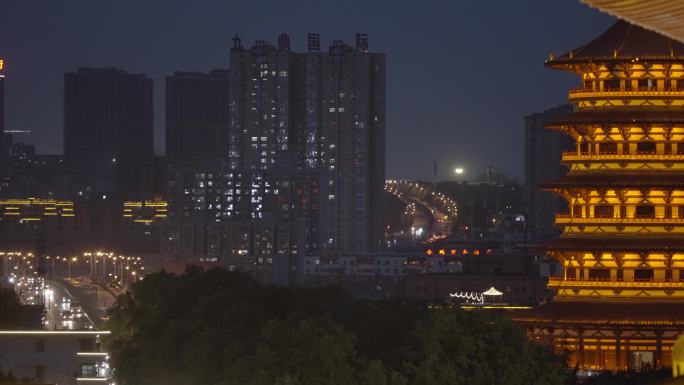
xmin=232 ymin=34 xmax=242 ymax=50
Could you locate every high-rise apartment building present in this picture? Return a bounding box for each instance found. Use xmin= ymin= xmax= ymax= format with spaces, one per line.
xmin=0 ymin=61 xmax=6 ymax=170
xmin=524 ymin=104 xmax=574 ymax=241
xmin=227 ymin=33 xmax=385 ymax=255
xmin=165 ymin=70 xmax=229 ymax=167
xmin=63 ymin=68 xmax=153 ymax=197
xmin=164 ymin=33 xmax=385 ymax=274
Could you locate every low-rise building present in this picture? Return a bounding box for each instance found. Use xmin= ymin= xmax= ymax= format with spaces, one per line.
xmin=0 ymin=330 xmax=111 ymax=385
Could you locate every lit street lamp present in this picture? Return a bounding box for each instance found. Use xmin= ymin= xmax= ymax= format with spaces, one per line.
xmin=68 ymin=257 xmax=77 ymax=278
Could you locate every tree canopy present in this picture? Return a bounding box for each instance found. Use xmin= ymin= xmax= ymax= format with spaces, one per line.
xmin=0 ymin=288 xmax=22 ymax=329
xmin=104 ymin=268 xmax=570 ymax=385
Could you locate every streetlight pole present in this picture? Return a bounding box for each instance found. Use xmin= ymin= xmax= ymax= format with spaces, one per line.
xmin=68 ymin=257 xmax=77 ymax=278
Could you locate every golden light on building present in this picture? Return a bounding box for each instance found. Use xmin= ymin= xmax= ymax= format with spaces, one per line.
xmin=513 ymin=20 xmax=684 ymax=371
xmin=123 ymin=200 xmax=167 ymax=224
xmin=0 ymin=198 xmax=75 ymax=221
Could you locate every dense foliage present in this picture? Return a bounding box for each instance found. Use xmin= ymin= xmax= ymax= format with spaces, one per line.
xmin=0 ymin=368 xmax=38 ymax=384
xmin=582 ymin=369 xmax=673 ymax=385
xmin=104 ymin=268 xmax=570 ymax=385
xmin=0 ymin=288 xmax=22 ymax=328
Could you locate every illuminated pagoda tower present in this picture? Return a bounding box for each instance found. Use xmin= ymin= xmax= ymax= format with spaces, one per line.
xmin=514 ymin=20 xmax=684 ymax=371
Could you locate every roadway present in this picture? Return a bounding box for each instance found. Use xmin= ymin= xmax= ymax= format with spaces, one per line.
xmin=52 ymin=278 xmax=118 ymax=329
xmin=413 ymin=197 xmax=452 ymax=242
xmin=385 ymin=180 xmax=455 ymax=243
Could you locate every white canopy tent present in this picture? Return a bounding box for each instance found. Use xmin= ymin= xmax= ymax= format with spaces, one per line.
xmin=482 ymin=286 xmax=504 ymax=304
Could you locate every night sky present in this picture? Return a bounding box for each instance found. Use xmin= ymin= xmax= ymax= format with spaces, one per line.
xmin=1 ymin=0 xmax=613 ymax=181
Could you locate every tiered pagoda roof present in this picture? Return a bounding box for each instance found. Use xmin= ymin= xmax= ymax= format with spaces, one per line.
xmin=514 ymin=301 xmax=684 ymax=327
xmin=546 ymin=20 xmax=684 ymax=67
xmin=514 ymin=19 xmax=684 ymax=370
xmin=547 ymin=109 xmax=684 ymax=127
xmin=549 ymin=236 xmax=684 ymax=253
xmin=539 ymin=173 xmax=684 ymax=189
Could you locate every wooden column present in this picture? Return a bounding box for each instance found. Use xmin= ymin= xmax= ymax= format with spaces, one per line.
xmin=576 ymin=135 xmax=582 ymax=155
xmin=666 ymin=253 xmax=673 ymax=282
xmin=665 ymin=126 xmax=673 ymax=155
xmin=616 ymin=189 xmax=627 ymax=219
xmin=614 ymin=329 xmax=623 ymax=370
xmin=581 ymin=190 xmax=591 ymax=220
xmin=656 ymin=329 xmax=663 ymax=369
xmin=615 ymin=253 xmax=624 ymax=282
xmin=578 ymin=328 xmax=585 ymax=368
xmin=665 ymin=190 xmax=673 ymax=219
xmin=620 ymin=126 xmax=630 ymax=155
xmin=588 ymin=127 xmax=596 ymax=155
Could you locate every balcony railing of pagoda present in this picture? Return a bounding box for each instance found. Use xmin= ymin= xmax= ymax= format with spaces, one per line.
xmin=555 ymin=215 xmax=684 ymax=224
xmin=561 ymin=152 xmax=684 ymax=161
xmin=568 ymin=88 xmax=684 ymax=99
xmin=548 ymin=276 xmax=684 ymax=288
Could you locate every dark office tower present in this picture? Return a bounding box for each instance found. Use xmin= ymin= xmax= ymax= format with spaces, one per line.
xmin=165 ymin=70 xmax=229 ymax=167
xmin=63 ymin=68 xmax=153 ymax=197
xmin=524 ymin=104 xmax=574 ymax=241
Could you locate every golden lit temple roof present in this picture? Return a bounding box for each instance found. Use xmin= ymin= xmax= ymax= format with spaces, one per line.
xmin=540 ymin=172 xmax=684 ymax=189
xmin=513 ymin=301 xmax=684 ymax=327
xmin=546 ymin=20 xmax=684 ymax=67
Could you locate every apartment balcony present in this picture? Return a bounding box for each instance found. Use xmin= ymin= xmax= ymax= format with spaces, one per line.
xmin=548 ymin=276 xmax=684 ymax=289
